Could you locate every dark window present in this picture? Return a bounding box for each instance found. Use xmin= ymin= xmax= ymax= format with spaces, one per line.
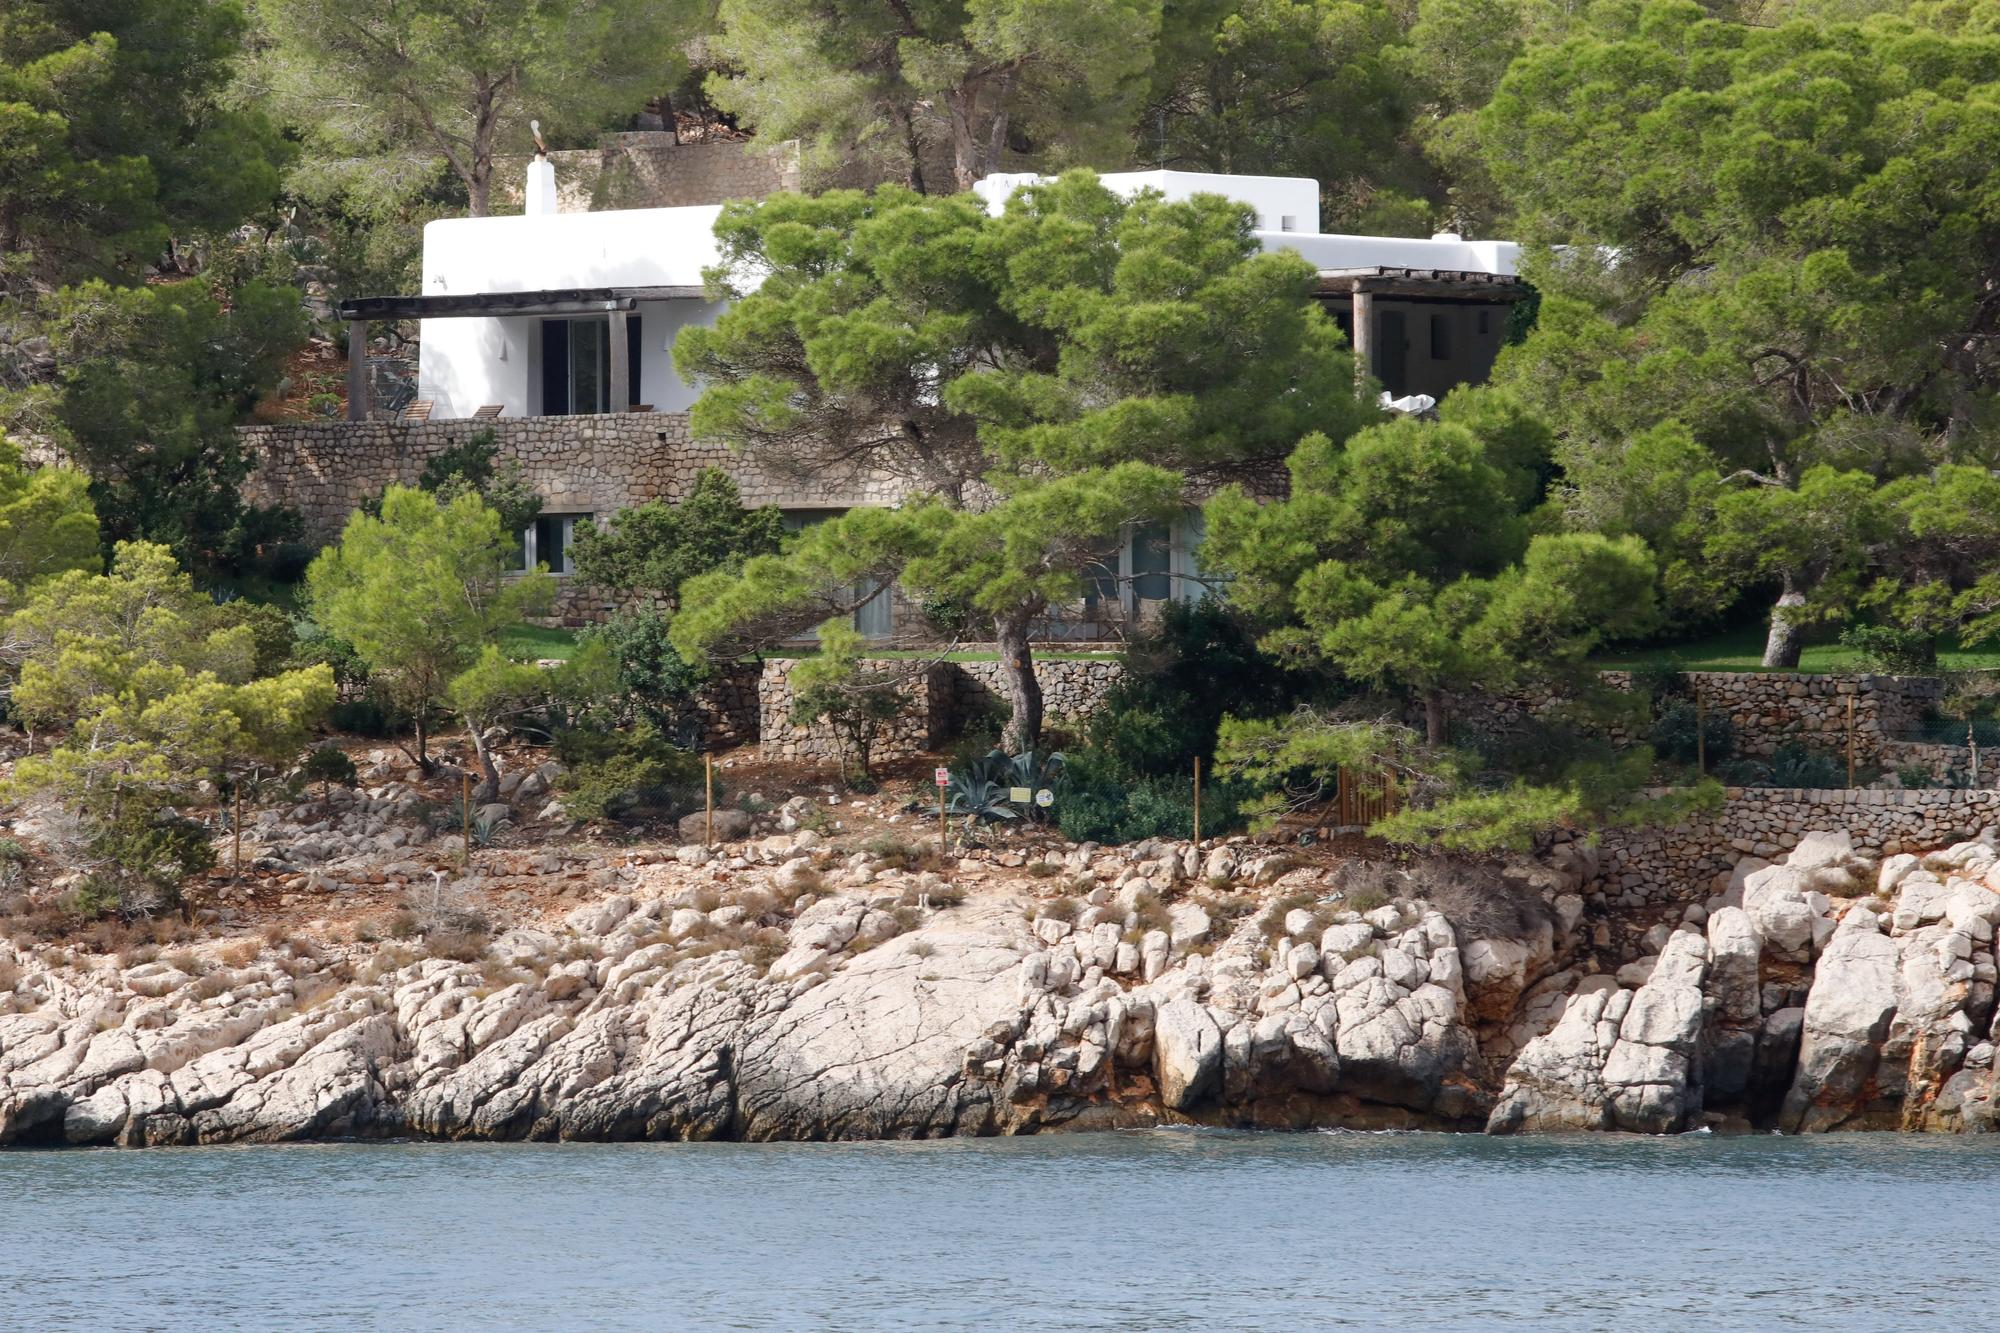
xmin=540 ymin=316 xmax=641 ymax=414
xmin=1430 ymin=313 xmax=1451 ymax=361
xmin=1478 ymin=309 xmax=1491 ymax=336
xmin=518 ymin=513 xmax=591 ymax=575
xmin=1377 ymin=309 xmax=1409 ymax=395
xmin=1132 ymin=522 xmax=1172 ymax=601
xmin=541 ymin=319 xmax=570 ymax=415
xmin=626 ymin=314 xmax=643 ymax=408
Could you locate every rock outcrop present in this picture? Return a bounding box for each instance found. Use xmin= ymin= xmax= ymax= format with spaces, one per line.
xmin=12 ymin=826 xmax=2000 ymax=1148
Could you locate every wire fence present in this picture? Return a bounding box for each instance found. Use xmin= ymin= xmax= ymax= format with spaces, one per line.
xmin=1892 ymin=718 xmax=2000 ymax=747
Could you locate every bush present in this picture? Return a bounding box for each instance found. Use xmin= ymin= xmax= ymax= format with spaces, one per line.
xmin=558 ymin=724 xmax=705 ymax=822
xmin=1838 ymin=624 xmax=1937 ymax=675
xmin=301 ymin=745 xmax=358 ymax=799
xmin=1648 ymin=700 xmax=1735 ymax=767
xmin=1719 ymin=742 xmax=1846 ymax=790
xmin=1084 ymin=600 xmax=1299 ymax=780
xmin=1054 ymin=750 xmax=1249 ymax=845
xmin=329 ymin=689 xmax=411 ymax=738
xmin=578 ymin=608 xmax=710 ymax=730
xmin=79 ymin=808 xmax=215 ymax=918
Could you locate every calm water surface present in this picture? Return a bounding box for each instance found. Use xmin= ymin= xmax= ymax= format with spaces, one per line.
xmin=4 ymin=1130 xmax=1992 ymax=1331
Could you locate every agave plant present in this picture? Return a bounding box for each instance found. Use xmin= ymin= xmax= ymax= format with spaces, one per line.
xmin=928 ymin=748 xmax=1066 ymax=824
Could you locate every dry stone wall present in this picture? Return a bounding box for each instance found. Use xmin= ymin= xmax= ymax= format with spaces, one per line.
xmin=1590 ymin=787 xmax=2000 ymax=906
xmin=239 ymin=413 xmax=915 ymax=544
xmin=1447 ymin=670 xmax=1945 ymax=762
xmin=493 ymin=135 xmax=800 ymax=212
xmin=953 ymin=659 xmax=1125 ymax=729
xmin=757 ymin=659 xmax=955 ymax=765
xmin=757 ymin=657 xmax=1128 ymax=763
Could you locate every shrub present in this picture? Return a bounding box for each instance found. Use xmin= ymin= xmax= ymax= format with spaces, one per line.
xmin=301 ymin=745 xmax=359 ymax=801
xmin=78 ymin=809 xmax=215 ymax=918
xmin=1838 ymin=624 xmax=1937 ymax=675
xmin=1648 ymin=700 xmax=1734 ymax=767
xmin=329 ymin=690 xmax=411 ymax=738
xmin=1084 ymin=600 xmax=1298 ymax=780
xmin=576 ymin=608 xmax=710 ymax=730
xmin=425 ymin=927 xmax=491 ymax=962
xmin=559 ymin=723 xmax=705 ymax=823
xmin=862 ymin=835 xmax=938 ymax=873
xmin=1055 ymin=751 xmax=1249 ymax=846
xmin=1041 ymin=896 xmax=1081 ymax=923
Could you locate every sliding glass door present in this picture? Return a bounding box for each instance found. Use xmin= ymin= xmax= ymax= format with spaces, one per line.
xmin=539 ymin=316 xmax=641 ymax=415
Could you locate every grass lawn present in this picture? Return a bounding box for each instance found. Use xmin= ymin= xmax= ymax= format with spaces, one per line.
xmin=1591 ymin=624 xmax=2000 ymax=674
xmin=502 ymin=623 xmax=580 ymax=660
xmin=495 ymin=628 xmax=1115 ymax=666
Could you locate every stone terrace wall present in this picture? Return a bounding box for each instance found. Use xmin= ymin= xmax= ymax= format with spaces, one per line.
xmin=239 ymin=413 xmax=912 ymax=543
xmin=953 ymin=659 xmax=1125 ymax=731
xmin=1448 ymin=670 xmax=1946 ymax=762
xmin=1592 ymin=787 xmax=2000 ymax=907
xmin=757 ymin=659 xmax=955 ymax=765
xmin=1683 ymin=671 xmax=1943 ymax=760
xmin=692 ymin=662 xmax=762 ymax=752
xmin=757 ymin=657 xmax=1128 ymax=763
xmin=493 ymin=135 xmax=801 ymax=212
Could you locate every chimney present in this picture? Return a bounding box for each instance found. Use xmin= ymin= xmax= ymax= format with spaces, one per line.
xmin=525 ymin=117 xmax=557 ymax=215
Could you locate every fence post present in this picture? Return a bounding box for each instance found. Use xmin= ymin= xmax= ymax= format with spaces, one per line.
xmin=1972 ymin=724 xmax=1981 ymax=791
xmin=232 ymin=781 xmax=243 ymax=881
xmin=1846 ymin=694 xmax=1855 ymax=789
xmin=704 ymin=754 xmax=714 ymax=848
xmin=1695 ymin=691 xmax=1707 ymax=776
xmin=461 ymin=772 xmax=472 ymax=868
xmin=1192 ymin=756 xmax=1202 ymax=846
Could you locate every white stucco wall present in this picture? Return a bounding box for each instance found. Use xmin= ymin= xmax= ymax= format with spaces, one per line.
xmin=413 ymin=173 xmax=1523 ymax=418
xmin=416 ymin=206 xmax=734 ymax=417
xmin=975 ymin=169 xmax=1323 ymax=234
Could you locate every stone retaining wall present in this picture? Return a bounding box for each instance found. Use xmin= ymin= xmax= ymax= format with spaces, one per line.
xmin=1448 ymin=670 xmax=1946 ymax=762
xmin=1592 ymin=787 xmax=2000 ymax=906
xmin=692 ymin=663 xmax=762 ymax=752
xmin=493 ymin=135 xmax=800 ymax=213
xmin=952 ymin=659 xmax=1125 ymax=731
xmin=239 ymin=413 xmax=912 ymax=543
xmin=757 ymin=659 xmax=954 ymax=765
xmin=757 ymin=656 xmax=1128 ymax=763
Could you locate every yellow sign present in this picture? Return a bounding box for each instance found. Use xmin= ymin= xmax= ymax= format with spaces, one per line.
xmin=1009 ymin=786 xmax=1032 ymax=803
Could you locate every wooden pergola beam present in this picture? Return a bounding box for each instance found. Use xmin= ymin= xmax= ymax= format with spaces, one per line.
xmin=334 ymin=285 xmax=703 ymax=321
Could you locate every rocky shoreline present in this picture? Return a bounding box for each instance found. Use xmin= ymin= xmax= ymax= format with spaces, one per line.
xmin=5 ymin=826 xmax=1999 ymax=1148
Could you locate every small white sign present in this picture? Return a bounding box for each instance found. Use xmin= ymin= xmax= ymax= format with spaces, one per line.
xmin=934 ymin=767 xmax=951 ymax=787
xmin=1009 ymin=786 xmax=1032 ymax=803
xmin=1035 ymin=789 xmax=1055 ymax=808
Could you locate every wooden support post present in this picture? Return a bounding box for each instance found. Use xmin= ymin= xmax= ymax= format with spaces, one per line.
xmin=1846 ymin=694 xmax=1856 ymax=788
xmin=1192 ymin=756 xmax=1202 ymax=847
xmin=461 ymin=772 xmax=472 ymax=867
xmin=1350 ymin=286 xmax=1375 ymax=386
xmin=346 ymin=319 xmax=370 ymax=421
xmin=704 ymin=754 xmax=714 ymax=847
xmin=607 ymin=309 xmax=630 ymax=411
xmin=1695 ymin=692 xmax=1707 ymax=776
xmin=232 ymin=782 xmax=243 ymax=881
xmin=1972 ymin=724 xmax=1981 ymax=791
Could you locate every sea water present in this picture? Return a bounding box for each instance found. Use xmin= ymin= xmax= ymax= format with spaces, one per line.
xmin=5 ymin=1129 xmax=1992 ymax=1331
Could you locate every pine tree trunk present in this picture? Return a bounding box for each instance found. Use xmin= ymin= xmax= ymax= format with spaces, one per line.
xmin=1424 ymin=690 xmax=1448 ymax=747
xmin=465 ymin=718 xmax=501 ymax=803
xmin=1762 ymin=581 xmax=1808 ymax=669
xmin=996 ymin=614 xmax=1042 ymax=753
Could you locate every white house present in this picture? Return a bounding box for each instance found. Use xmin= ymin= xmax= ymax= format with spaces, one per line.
xmin=351 ymin=162 xmax=1524 ymax=424
xmin=327 ymin=160 xmax=1526 ymax=632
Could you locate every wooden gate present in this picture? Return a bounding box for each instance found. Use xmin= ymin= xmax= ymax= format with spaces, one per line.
xmin=1331 ymin=766 xmax=1400 ymax=829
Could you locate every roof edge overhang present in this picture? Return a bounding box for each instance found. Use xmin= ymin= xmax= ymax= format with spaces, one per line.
xmin=337 ymin=285 xmax=707 ymax=321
